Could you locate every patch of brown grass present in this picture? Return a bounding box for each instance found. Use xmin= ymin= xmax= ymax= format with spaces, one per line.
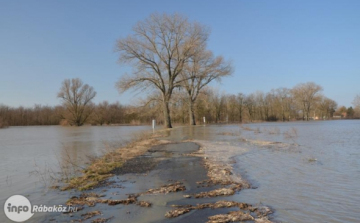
xmin=61 ymin=132 xmax=169 ymax=191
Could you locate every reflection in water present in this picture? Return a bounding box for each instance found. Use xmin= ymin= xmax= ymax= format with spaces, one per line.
xmin=162 ymin=121 xmax=360 ymax=223
xmin=0 ymin=125 xmax=150 ymax=223
xmin=1 ymin=121 xmax=359 ymax=222
xmin=59 ymin=127 xmax=95 ymax=173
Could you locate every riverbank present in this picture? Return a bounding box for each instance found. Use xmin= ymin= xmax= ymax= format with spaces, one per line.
xmin=47 ymin=131 xmax=274 ymax=223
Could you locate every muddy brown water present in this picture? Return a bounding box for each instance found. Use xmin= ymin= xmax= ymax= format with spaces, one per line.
xmin=1 ymin=120 xmax=360 ymax=222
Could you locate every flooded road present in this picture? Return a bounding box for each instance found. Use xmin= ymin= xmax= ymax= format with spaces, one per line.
xmin=1 ymin=120 xmax=359 ymax=222
xmin=164 ymin=120 xmax=360 ymax=222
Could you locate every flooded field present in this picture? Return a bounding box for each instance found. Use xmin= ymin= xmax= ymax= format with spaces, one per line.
xmin=164 ymin=120 xmax=360 ymax=222
xmin=0 ymin=125 xmax=150 ymax=222
xmin=1 ymin=120 xmax=359 ymax=222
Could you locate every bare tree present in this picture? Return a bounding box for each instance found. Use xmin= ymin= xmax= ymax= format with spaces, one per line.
xmin=244 ymin=94 xmax=256 ymax=122
xmin=115 ymin=13 xmax=209 ymax=128
xmin=93 ymin=101 xmax=110 ymax=125
xmin=181 ymin=50 xmax=232 ymax=125
xmin=274 ymin=88 xmax=291 ymax=121
xmin=292 ymin=82 xmax=323 ymax=121
xmin=57 ymin=78 xmax=96 ymax=126
xmin=211 ymin=91 xmax=226 ymax=123
xmin=352 ymin=94 xmax=360 ymax=117
xmin=236 ymin=93 xmax=245 ymax=123
xmin=317 ymin=96 xmax=337 ymax=119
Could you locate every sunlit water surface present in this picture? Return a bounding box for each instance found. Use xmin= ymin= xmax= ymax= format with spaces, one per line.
xmin=164 ymin=120 xmax=360 ymax=223
xmin=0 ymin=125 xmax=150 ymax=222
xmin=1 ymin=121 xmax=359 ymax=222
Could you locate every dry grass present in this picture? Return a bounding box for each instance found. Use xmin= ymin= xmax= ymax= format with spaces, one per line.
xmin=60 ymin=131 xmax=168 ymax=191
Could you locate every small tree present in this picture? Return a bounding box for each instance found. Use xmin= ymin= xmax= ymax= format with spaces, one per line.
xmin=115 ymin=13 xmax=209 ymax=128
xmin=57 ymin=78 xmax=96 ymax=126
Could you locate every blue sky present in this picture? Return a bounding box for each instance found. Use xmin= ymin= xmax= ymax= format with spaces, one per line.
xmin=0 ymin=0 xmax=359 ymax=107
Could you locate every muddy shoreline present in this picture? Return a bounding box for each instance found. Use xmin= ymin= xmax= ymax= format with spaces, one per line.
xmin=47 ymin=140 xmax=274 ymax=223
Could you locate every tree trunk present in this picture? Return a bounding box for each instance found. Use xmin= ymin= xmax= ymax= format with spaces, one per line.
xmin=163 ymin=100 xmax=172 ymax=128
xmin=189 ymin=100 xmax=196 ymax=125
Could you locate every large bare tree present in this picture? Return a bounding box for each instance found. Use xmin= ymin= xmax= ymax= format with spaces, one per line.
xmin=181 ymin=50 xmax=232 ymax=125
xmin=57 ymin=78 xmax=96 ymax=126
xmin=292 ymin=82 xmax=323 ymax=121
xmin=115 ymin=13 xmax=209 ymax=128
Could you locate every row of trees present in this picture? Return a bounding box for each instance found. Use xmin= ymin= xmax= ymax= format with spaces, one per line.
xmin=0 ymin=100 xmax=141 ymax=127
xmin=0 ymin=104 xmax=62 ymax=126
xmin=1 ymin=81 xmax=359 ymax=127
xmin=135 ymin=82 xmax=351 ymax=125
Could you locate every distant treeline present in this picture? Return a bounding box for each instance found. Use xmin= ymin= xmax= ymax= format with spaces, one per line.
xmin=0 ymin=102 xmax=153 ymax=127
xmin=1 ymin=82 xmax=359 ymax=128
xmin=142 ymin=84 xmax=360 ymax=125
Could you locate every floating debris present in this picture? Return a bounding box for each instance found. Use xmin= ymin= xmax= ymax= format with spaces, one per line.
xmin=207 ymin=210 xmax=254 ymax=223
xmin=145 ymin=182 xmax=186 ymax=194
xmin=193 ymin=184 xmax=245 ymax=198
xmin=91 ymin=216 xmax=114 ymax=223
xmin=255 ymin=206 xmax=273 ymax=218
xmin=255 ymin=217 xmax=273 ymax=223
xmin=66 ymin=193 xmax=151 ymax=208
xmin=107 ymin=196 xmax=137 ymax=205
xmin=194 ymin=188 xmax=235 ymax=198
xmin=81 ymin=211 xmax=102 ymax=220
xmin=165 ymin=200 xmax=272 ymax=220
xmin=165 ymin=208 xmax=191 ymax=218
xmin=137 ymin=201 xmax=152 ymax=207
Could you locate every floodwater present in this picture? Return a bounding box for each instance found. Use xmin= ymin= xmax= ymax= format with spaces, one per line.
xmin=0 ymin=125 xmax=150 ymax=222
xmin=164 ymin=120 xmax=360 ymax=223
xmin=1 ymin=121 xmax=359 ymax=222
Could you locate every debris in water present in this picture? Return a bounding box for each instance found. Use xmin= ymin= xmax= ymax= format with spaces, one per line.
xmin=145 ymin=182 xmax=186 ymax=194
xmin=255 ymin=206 xmax=273 ymax=217
xmin=165 ymin=200 xmax=265 ymax=219
xmin=255 ymin=217 xmax=273 ymax=223
xmin=137 ymin=201 xmax=152 ymax=207
xmin=81 ymin=210 xmax=102 ymax=220
xmin=207 ymin=210 xmax=254 ymax=223
xmin=165 ymin=208 xmax=191 ymax=218
xmin=91 ymin=216 xmax=114 ymax=223
xmin=194 ymin=188 xmax=235 ymax=198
